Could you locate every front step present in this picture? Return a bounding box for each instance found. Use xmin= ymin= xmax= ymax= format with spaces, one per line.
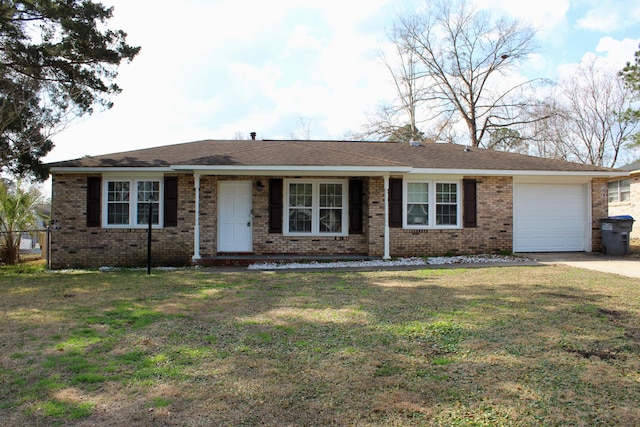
xmin=195 ymin=254 xmax=374 ymax=267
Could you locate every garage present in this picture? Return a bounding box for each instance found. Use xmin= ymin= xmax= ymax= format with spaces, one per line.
xmin=513 ymin=183 xmax=589 ymax=252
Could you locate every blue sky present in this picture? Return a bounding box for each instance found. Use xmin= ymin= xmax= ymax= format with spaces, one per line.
xmin=44 ymin=0 xmax=640 ymax=163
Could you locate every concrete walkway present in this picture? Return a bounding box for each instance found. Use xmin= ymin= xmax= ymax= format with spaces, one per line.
xmin=518 ymin=252 xmax=640 ymax=279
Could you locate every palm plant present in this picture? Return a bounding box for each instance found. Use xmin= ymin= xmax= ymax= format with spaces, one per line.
xmin=0 ymin=181 xmax=44 ymax=264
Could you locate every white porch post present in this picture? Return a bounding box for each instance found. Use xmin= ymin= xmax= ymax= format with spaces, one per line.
xmin=383 ymin=175 xmax=391 ymax=260
xmin=192 ymin=173 xmax=201 ymax=261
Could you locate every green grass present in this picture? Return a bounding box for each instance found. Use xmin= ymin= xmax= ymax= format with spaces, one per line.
xmin=38 ymin=399 xmax=94 ymax=419
xmin=151 ymin=397 xmax=171 ymax=408
xmin=1 ymin=264 xmax=640 ymax=425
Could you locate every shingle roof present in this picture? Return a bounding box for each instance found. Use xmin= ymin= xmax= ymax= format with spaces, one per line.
xmin=48 ymin=139 xmax=620 ymax=174
xmin=619 ymin=160 xmax=640 ymax=172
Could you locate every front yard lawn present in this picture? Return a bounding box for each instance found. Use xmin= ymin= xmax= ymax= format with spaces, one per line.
xmin=1 ymin=263 xmax=639 ymax=426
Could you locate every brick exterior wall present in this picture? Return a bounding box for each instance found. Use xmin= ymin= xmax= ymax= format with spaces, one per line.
xmin=591 ymin=178 xmax=609 ymax=251
xmin=387 ymin=176 xmax=513 ymax=257
xmin=198 ymin=175 xmax=217 ymax=257
xmin=366 ymin=177 xmax=385 ymax=257
xmin=50 ymin=174 xmax=194 ymax=268
xmin=193 ymin=176 xmax=370 ymax=257
xmin=250 ymin=178 xmax=370 ymax=256
xmin=608 ymin=176 xmax=640 ymax=240
xmin=50 ymin=172 xmax=606 ymax=267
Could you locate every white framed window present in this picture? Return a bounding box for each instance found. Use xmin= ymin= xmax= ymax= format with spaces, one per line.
xmin=103 ymin=178 xmax=163 ymax=228
xmin=407 ymin=182 xmax=429 ymax=225
xmin=435 ymin=182 xmax=458 ymax=226
xmin=609 ymin=179 xmax=630 ymax=203
xmin=404 ymin=180 xmax=461 ymax=228
xmin=284 ymin=179 xmax=347 ymax=236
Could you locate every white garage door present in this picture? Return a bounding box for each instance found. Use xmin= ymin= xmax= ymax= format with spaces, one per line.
xmin=513 ymin=183 xmax=589 ymax=252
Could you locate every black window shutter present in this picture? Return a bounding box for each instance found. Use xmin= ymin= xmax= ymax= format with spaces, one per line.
xmin=269 ymin=179 xmax=283 ymax=233
xmin=349 ymin=179 xmax=363 ymax=234
xmin=86 ymin=177 xmax=101 ymax=227
xmin=389 ymin=178 xmax=403 ymax=228
xmin=164 ymin=177 xmax=178 ymax=227
xmin=463 ymin=179 xmax=477 ymax=228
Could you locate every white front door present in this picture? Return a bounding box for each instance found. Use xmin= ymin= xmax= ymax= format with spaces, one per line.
xmin=218 ymin=181 xmax=253 ymax=252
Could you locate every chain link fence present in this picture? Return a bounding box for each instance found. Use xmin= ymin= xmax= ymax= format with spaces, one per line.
xmin=0 ymin=227 xmax=50 ymax=267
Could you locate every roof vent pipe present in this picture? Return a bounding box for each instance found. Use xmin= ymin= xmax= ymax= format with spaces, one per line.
xmin=250 ymin=132 xmax=256 ymax=140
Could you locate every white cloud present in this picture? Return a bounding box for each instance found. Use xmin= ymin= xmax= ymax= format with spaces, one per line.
xmin=577 ymin=9 xmax=618 ymax=32
xmin=474 ymin=0 xmax=570 ymax=34
xmin=595 ymin=36 xmax=640 ymax=67
xmin=576 ymin=1 xmax=640 ymax=32
xmin=524 ymin=52 xmax=549 ymax=73
xmin=285 ymin=24 xmax=325 ymax=53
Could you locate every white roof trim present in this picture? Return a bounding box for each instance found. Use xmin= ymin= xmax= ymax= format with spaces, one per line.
xmin=171 ymin=165 xmax=408 ymax=172
xmin=50 ymin=167 xmax=174 ymax=173
xmin=49 ymin=164 xmax=627 ymax=178
xmin=407 ymin=168 xmax=629 ymax=178
xmin=174 ymin=165 xmax=409 ymax=177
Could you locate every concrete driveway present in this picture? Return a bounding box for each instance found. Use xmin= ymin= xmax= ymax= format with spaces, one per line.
xmin=518 ymin=252 xmax=640 ymax=279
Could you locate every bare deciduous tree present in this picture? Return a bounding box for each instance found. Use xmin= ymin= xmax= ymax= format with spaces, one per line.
xmin=361 ymin=0 xmax=549 ymax=147
xmin=288 ymin=116 xmax=313 ymax=140
xmin=360 ymin=37 xmax=429 ymax=142
xmin=525 ymin=101 xmax=573 ymax=161
xmin=529 ymin=57 xmax=639 ymax=167
xmin=487 ymin=128 xmax=528 ymax=154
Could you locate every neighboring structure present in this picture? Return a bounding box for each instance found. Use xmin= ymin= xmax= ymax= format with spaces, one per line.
xmin=608 ymin=160 xmax=639 ymax=239
xmin=19 ymin=203 xmax=50 ymax=253
xmin=48 ymin=139 xmax=626 ymax=268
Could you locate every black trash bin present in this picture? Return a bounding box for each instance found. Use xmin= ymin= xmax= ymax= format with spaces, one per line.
xmin=599 ymin=215 xmax=634 ymax=255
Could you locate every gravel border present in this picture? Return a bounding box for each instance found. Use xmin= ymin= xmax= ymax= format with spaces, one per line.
xmin=247 ymin=254 xmax=532 ymax=270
